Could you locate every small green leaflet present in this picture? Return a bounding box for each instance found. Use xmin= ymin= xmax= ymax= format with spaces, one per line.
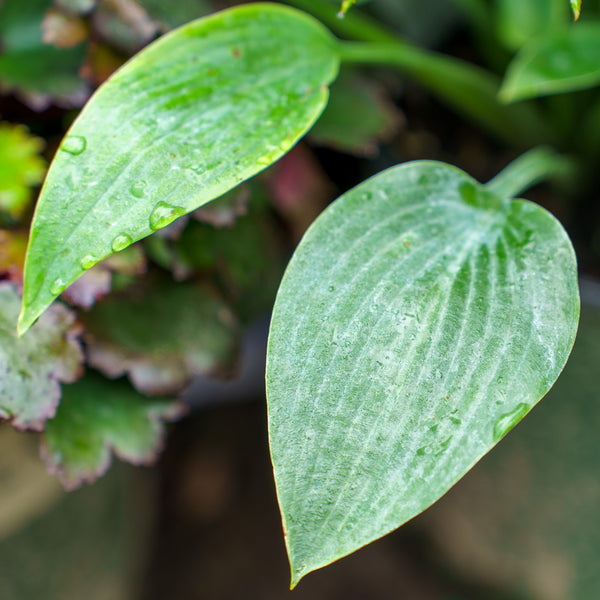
xmin=571 ymin=0 xmax=581 ymax=20
xmin=500 ymin=24 xmax=600 ymax=102
xmin=266 ymin=161 xmax=579 ymax=586
xmin=19 ymin=3 xmax=340 ymax=334
xmin=338 ymin=0 xmax=358 ymax=18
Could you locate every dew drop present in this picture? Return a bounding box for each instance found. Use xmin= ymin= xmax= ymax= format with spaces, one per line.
xmin=112 ymin=233 xmax=133 ymax=252
xmin=130 ymin=181 xmax=147 ymax=198
xmin=61 ymin=135 xmax=87 ymax=155
xmin=50 ymin=278 xmax=67 ymax=295
xmin=149 ymin=202 xmax=186 ymax=230
xmin=493 ymin=403 xmax=529 ymax=441
xmin=256 ymin=155 xmax=273 ymax=166
xmin=328 ymin=285 xmax=335 ymax=292
xmin=80 ymin=255 xmax=97 ymax=270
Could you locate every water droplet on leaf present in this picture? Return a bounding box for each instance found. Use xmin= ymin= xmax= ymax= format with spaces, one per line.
xmin=493 ymin=403 xmax=529 ymax=441
xmin=61 ymin=136 xmax=87 ymax=155
xmin=80 ymin=255 xmax=97 ymax=270
xmin=111 ymin=233 xmax=133 ymax=252
xmin=149 ymin=202 xmax=186 ymax=230
xmin=50 ymin=278 xmax=67 ymax=295
xmin=130 ymin=181 xmax=147 ymax=198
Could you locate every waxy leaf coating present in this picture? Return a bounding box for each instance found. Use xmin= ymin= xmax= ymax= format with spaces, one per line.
xmin=266 ymin=161 xmax=579 ymax=586
xmin=19 ymin=2 xmax=340 ymax=333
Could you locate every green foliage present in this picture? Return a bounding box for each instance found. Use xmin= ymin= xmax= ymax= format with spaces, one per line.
xmin=494 ymin=0 xmax=567 ymax=51
xmin=0 ymin=0 xmax=87 ymax=107
xmin=41 ymin=371 xmax=183 ymax=490
xmin=309 ymin=70 xmax=402 ymax=156
xmin=1 ymin=0 xmax=597 ymax=589
xmin=267 ymin=160 xmax=579 ymax=585
xmin=0 ymin=123 xmax=46 ymax=221
xmin=501 ymin=24 xmax=600 ymax=101
xmin=0 ymin=284 xmax=83 ymax=431
xmin=80 ymin=278 xmax=238 ymax=395
xmin=18 ymin=3 xmax=340 ymax=334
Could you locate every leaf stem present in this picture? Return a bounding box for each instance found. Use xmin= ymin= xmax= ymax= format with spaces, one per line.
xmin=337 ymin=41 xmax=553 ymax=148
xmin=283 ymin=0 xmax=552 ymax=148
xmin=485 ymin=147 xmax=575 ymax=199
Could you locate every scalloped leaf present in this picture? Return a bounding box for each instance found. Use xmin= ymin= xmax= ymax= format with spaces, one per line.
xmin=41 ymin=370 xmax=184 ymax=490
xmin=19 ymin=2 xmax=340 ymax=334
xmin=81 ymin=278 xmax=238 ymax=395
xmin=266 ymin=161 xmax=579 ymax=586
xmin=0 ymin=283 xmax=84 ymax=431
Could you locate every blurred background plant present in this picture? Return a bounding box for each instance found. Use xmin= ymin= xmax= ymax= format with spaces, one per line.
xmin=0 ymin=0 xmax=599 ymax=598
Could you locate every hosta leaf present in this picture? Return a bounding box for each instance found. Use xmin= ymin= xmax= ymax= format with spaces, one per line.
xmin=266 ymin=161 xmax=579 ymax=586
xmin=0 ymin=283 xmax=83 ymax=431
xmin=41 ymin=370 xmax=184 ymax=490
xmin=500 ymin=24 xmax=600 ymax=102
xmin=19 ymin=3 xmax=340 ymax=334
xmin=81 ymin=278 xmax=238 ymax=395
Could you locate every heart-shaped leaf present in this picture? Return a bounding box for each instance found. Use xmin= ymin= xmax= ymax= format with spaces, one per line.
xmin=19 ymin=2 xmax=340 ymax=334
xmin=500 ymin=24 xmax=600 ymax=102
xmin=266 ymin=161 xmax=579 ymax=586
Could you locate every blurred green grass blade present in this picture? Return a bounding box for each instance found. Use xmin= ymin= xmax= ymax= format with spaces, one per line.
xmin=19 ymin=3 xmax=340 ymax=334
xmin=266 ymin=161 xmax=579 ymax=586
xmin=500 ymin=24 xmax=600 ymax=102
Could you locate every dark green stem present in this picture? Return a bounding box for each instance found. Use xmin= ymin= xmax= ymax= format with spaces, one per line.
xmin=485 ymin=147 xmax=575 ymax=199
xmin=283 ymin=0 xmax=552 ymax=149
xmin=337 ymin=41 xmax=553 ymax=149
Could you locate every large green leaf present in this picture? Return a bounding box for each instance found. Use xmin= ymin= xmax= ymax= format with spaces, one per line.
xmin=500 ymin=24 xmax=600 ymax=102
xmin=19 ymin=2 xmax=340 ymax=334
xmin=266 ymin=161 xmax=579 ymax=586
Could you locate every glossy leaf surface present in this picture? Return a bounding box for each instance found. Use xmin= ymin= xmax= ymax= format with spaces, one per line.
xmin=266 ymin=161 xmax=579 ymax=586
xmin=41 ymin=371 xmax=183 ymax=490
xmin=500 ymin=24 xmax=600 ymax=101
xmin=19 ymin=3 xmax=340 ymax=333
xmin=0 ymin=283 xmax=83 ymax=431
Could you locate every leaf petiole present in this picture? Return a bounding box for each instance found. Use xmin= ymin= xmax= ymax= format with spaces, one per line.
xmin=485 ymin=147 xmax=575 ymax=200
